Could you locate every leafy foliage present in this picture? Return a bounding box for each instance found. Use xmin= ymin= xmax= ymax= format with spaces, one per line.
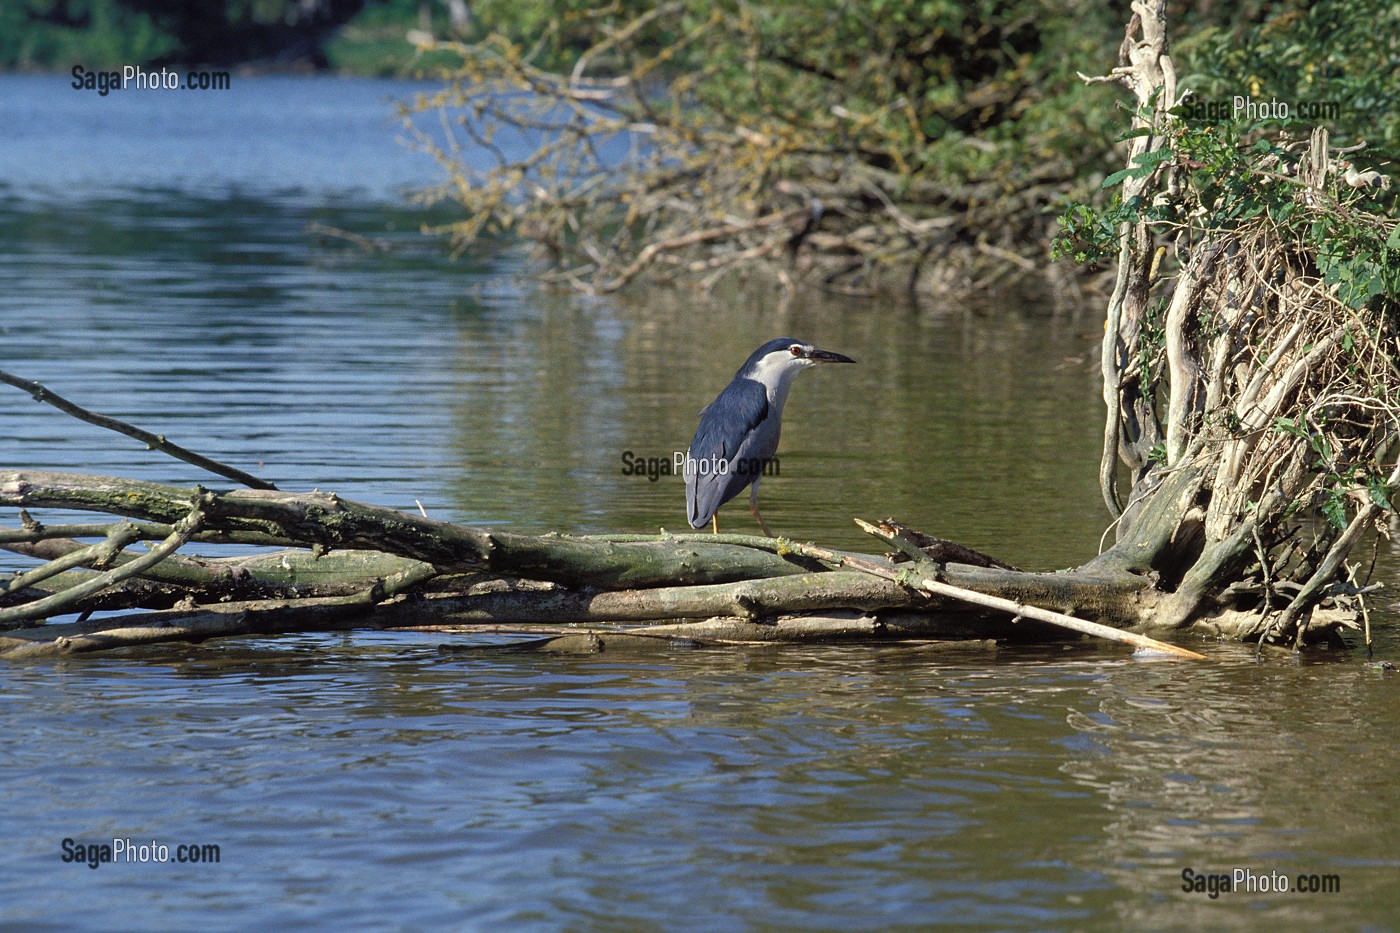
xmin=1175 ymin=0 xmax=1400 ymax=163
xmin=0 ymin=0 xmax=173 ymax=68
xmin=1056 ymin=114 xmax=1399 ymax=312
xmin=403 ymin=0 xmax=1126 ymax=292
xmin=1 ymin=0 xmax=370 ymax=69
xmin=1046 ymin=1 xmax=1400 ymax=640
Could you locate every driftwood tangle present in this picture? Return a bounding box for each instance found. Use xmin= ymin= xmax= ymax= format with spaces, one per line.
xmin=0 ymin=468 xmax=1203 ymax=659
xmin=1075 ymin=1 xmax=1396 ymax=649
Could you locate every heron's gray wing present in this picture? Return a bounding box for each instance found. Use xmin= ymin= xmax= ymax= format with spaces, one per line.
xmin=685 ymin=377 xmax=770 ymax=528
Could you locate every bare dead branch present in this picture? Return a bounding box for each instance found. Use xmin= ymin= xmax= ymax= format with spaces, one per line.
xmin=0 ymin=370 xmax=277 ymax=490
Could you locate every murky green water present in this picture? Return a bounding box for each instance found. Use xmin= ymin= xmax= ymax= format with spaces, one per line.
xmin=1 ymin=74 xmax=1397 ymax=931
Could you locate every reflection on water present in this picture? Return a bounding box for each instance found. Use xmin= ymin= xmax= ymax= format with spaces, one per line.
xmin=1 ymin=74 xmax=1397 ymax=931
xmin=0 ymin=183 xmax=1108 ymax=563
xmin=4 ymin=638 xmax=1396 ymax=930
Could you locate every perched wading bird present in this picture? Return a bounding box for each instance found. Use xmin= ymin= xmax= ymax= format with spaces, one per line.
xmin=684 ymin=337 xmax=855 ymax=536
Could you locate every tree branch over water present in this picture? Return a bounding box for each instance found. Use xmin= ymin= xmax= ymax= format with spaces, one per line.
xmin=0 ymin=370 xmax=277 ymax=490
xmin=399 ymin=1 xmax=1123 ymax=295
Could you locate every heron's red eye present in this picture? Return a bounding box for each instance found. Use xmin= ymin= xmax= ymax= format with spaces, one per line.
xmin=790 ymin=345 xmax=802 ymax=356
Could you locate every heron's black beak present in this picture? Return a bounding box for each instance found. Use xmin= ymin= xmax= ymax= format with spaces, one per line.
xmin=807 ymin=348 xmax=856 ymax=365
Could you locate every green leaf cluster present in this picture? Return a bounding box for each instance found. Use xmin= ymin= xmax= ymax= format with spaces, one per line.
xmin=461 ymin=0 xmax=1127 ymax=192
xmin=1057 ymin=112 xmax=1399 ymax=312
xmin=0 ymin=0 xmax=172 ymax=68
xmin=1175 ymin=0 xmax=1400 ymax=163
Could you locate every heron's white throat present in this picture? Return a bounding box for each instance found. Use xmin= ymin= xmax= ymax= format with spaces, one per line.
xmin=743 ymin=350 xmax=813 ymax=410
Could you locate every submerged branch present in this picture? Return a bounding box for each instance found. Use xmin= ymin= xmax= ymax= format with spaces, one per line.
xmin=0 ymin=560 xmax=435 ymax=658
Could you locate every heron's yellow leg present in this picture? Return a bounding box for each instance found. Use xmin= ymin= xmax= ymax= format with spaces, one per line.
xmin=748 ymin=485 xmax=774 ymax=537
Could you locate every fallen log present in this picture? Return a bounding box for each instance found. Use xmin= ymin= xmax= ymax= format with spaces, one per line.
xmin=0 ymin=471 xmax=826 ymax=587
xmin=0 ymin=465 xmax=1208 ymax=660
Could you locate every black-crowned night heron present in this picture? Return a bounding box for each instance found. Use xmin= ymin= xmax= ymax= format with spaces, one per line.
xmin=684 ymin=337 xmax=855 ymax=536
